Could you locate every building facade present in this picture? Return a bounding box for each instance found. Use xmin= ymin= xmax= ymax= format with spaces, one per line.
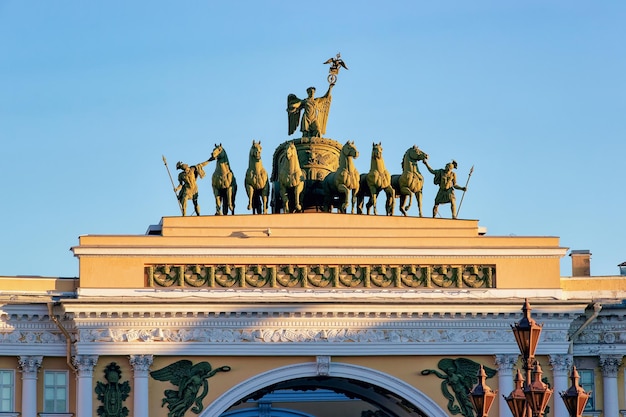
xmin=0 ymin=213 xmax=624 ymax=417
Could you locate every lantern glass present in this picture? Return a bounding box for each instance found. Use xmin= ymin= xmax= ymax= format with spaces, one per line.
xmin=512 ymin=299 xmax=543 ymax=360
xmin=505 ymin=369 xmax=528 ymax=417
xmin=469 ymin=365 xmax=497 ymax=417
xmin=524 ymin=364 xmax=553 ymax=416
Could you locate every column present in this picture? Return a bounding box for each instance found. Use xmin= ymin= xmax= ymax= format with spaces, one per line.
xmin=129 ymin=354 xmax=153 ymax=417
xmin=18 ymin=356 xmax=42 ymax=417
xmin=549 ymin=354 xmax=572 ymax=417
xmin=599 ymin=354 xmax=623 ymax=417
xmin=495 ymin=354 xmax=518 ymax=415
xmin=73 ymin=355 xmax=98 ymax=417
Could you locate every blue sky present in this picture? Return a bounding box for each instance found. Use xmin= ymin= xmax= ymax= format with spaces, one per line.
xmin=1 ymin=1 xmax=624 ymax=277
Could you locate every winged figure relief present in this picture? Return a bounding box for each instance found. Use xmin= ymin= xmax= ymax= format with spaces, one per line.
xmin=421 ymin=358 xmax=497 ymax=417
xmin=150 ymin=359 xmax=231 ymax=417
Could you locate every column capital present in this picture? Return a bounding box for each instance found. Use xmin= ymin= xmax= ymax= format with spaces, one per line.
xmin=599 ymin=354 xmax=623 ymax=378
xmin=73 ymin=355 xmax=98 ymax=377
xmin=129 ymin=354 xmax=154 ymax=377
xmin=549 ymin=354 xmax=573 ymax=375
xmin=494 ymin=354 xmax=518 ymax=372
xmin=18 ymin=356 xmax=43 ymax=374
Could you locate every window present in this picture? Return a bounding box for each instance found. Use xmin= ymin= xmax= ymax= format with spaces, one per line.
xmin=578 ymin=369 xmax=595 ymax=411
xmin=43 ymin=371 xmax=68 ymax=413
xmin=0 ymin=370 xmax=14 ymax=412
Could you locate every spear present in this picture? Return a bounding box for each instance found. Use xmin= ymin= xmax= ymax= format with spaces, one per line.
xmin=457 ymin=165 xmax=474 ymax=217
xmin=162 ymin=155 xmax=184 ymax=215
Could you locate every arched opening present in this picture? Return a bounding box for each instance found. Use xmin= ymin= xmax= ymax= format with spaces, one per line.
xmin=200 ymin=362 xmax=448 ymax=417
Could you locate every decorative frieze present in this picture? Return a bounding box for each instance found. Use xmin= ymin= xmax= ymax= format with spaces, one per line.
xmin=0 ymin=330 xmax=62 ymax=344
xmin=146 ymin=263 xmax=495 ymax=289
xmin=78 ymin=325 xmax=566 ymax=345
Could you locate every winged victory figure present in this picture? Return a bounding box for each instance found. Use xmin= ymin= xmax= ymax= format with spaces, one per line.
xmin=287 ymin=83 xmax=334 ymax=138
xmin=421 ymin=358 xmax=497 ymax=417
xmin=150 ymin=359 xmax=231 ymax=417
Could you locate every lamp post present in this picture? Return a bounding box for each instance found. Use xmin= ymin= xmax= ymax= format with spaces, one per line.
xmin=508 ymin=299 xmax=552 ymax=417
xmin=470 ymin=299 xmax=591 ymax=417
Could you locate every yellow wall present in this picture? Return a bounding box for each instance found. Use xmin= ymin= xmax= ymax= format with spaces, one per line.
xmin=74 ymin=214 xmax=566 ymax=290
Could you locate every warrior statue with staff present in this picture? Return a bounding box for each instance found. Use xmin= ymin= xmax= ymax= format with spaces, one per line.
xmin=422 ymin=159 xmax=467 ymax=219
xmin=173 ymin=159 xmax=211 ymax=216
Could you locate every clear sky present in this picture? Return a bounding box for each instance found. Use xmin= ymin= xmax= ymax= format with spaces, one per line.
xmin=1 ymin=1 xmax=624 ymax=278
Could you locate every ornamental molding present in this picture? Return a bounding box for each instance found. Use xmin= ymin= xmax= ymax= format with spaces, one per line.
xmin=146 ymin=263 xmax=496 ymax=289
xmin=72 ymin=246 xmax=567 ymax=258
xmin=573 ymin=314 xmax=626 ymax=345
xmin=75 ymin=324 xmax=569 ymax=350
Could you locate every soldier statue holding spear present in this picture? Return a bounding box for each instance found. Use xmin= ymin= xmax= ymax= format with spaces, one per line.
xmin=422 ymin=159 xmax=468 ymax=219
xmin=162 ymin=156 xmax=211 ymax=216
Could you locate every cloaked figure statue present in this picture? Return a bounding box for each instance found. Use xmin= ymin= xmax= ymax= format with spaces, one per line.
xmin=287 ymin=84 xmax=334 ymax=138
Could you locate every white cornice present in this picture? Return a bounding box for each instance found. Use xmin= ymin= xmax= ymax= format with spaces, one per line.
xmin=74 ymin=287 xmax=576 ymax=302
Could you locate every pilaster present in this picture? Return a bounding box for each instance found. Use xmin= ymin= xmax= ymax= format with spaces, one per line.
xmin=18 ymin=356 xmax=42 ymax=417
xmin=73 ymin=355 xmax=98 ymax=417
xmin=129 ymin=354 xmax=153 ymax=417
xmin=599 ymin=354 xmax=623 ymax=417
xmin=549 ymin=353 xmax=573 ymax=417
xmin=495 ymin=354 xmax=518 ymax=416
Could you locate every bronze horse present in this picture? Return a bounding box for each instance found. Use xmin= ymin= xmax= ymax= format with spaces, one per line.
xmin=245 ymin=140 xmax=270 ymax=214
xmin=209 ymin=143 xmax=237 ymax=215
xmin=322 ymin=141 xmax=360 ymax=213
xmin=277 ymin=142 xmax=305 ymax=213
xmin=391 ymin=145 xmax=428 ymax=216
xmin=356 ymin=142 xmax=394 ymax=215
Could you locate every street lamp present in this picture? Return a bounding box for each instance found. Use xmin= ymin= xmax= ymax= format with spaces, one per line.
xmin=469 ymin=365 xmax=497 ymax=417
xmin=560 ymin=366 xmax=590 ymax=417
xmin=507 ymin=299 xmax=552 ymax=417
xmin=471 ymin=299 xmax=591 ymax=417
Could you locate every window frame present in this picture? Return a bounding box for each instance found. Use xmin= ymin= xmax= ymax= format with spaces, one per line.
xmin=577 ymin=368 xmax=595 ymax=412
xmin=42 ymin=370 xmax=69 ymax=413
xmin=0 ymin=369 xmax=14 ymax=413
